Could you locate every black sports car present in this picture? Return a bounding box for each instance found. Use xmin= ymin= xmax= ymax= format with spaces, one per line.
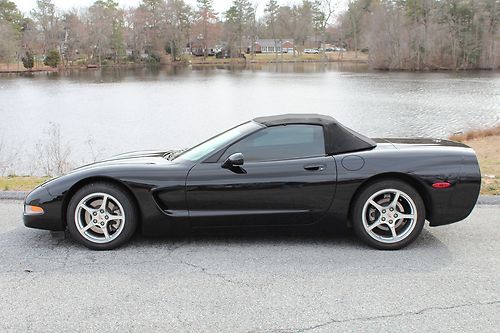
xmin=24 ymin=114 xmax=481 ymax=250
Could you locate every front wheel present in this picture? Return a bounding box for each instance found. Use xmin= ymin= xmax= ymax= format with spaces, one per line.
xmin=67 ymin=182 xmax=137 ymax=250
xmin=352 ymin=180 xmax=425 ymax=250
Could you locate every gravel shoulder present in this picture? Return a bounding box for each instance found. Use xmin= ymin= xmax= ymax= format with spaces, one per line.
xmin=0 ymin=201 xmax=499 ymax=332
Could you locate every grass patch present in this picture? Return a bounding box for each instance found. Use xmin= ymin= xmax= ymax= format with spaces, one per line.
xmin=0 ymin=176 xmax=50 ymax=192
xmin=248 ymin=51 xmax=367 ymax=62
xmin=188 ymin=51 xmax=367 ymax=64
xmin=454 ymin=130 xmax=500 ymax=195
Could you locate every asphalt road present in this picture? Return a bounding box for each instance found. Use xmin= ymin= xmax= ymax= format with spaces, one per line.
xmin=0 ymin=200 xmax=499 ymax=332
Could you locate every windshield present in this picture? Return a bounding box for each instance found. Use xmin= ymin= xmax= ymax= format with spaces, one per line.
xmin=172 ymin=121 xmax=262 ymax=162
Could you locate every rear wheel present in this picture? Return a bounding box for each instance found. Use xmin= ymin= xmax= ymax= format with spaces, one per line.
xmin=67 ymin=182 xmax=137 ymax=250
xmin=352 ymin=180 xmax=425 ymax=250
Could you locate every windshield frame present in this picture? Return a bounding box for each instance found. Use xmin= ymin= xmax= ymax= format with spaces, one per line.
xmin=172 ymin=121 xmax=263 ymax=163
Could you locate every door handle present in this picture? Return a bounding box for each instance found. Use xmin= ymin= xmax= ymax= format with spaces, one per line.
xmin=304 ymin=164 xmax=326 ymax=171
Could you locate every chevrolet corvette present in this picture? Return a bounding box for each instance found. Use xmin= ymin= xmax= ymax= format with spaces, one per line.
xmin=24 ymin=114 xmax=481 ymax=250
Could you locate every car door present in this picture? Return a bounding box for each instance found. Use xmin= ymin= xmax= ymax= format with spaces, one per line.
xmin=186 ymin=124 xmax=337 ymax=227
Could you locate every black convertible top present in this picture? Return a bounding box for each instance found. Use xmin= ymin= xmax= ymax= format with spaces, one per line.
xmin=253 ymin=114 xmax=377 ymax=155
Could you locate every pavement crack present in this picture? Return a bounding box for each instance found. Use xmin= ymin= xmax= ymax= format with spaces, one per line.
xmin=262 ymin=300 xmax=500 ymax=333
xmin=178 ymin=259 xmax=250 ymax=287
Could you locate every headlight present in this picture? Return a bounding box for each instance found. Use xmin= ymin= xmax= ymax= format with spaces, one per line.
xmin=24 ymin=205 xmax=44 ymax=215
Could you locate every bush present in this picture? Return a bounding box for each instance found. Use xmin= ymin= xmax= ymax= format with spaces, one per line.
xmin=127 ymin=54 xmax=136 ymax=63
xmin=44 ymin=49 xmax=60 ymax=68
xmin=146 ymin=54 xmax=160 ymax=64
xmin=22 ymin=51 xmax=34 ymax=69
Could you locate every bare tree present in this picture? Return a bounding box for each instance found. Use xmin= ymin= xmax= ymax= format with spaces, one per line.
xmin=40 ymin=123 xmax=72 ymax=176
xmin=0 ymin=21 xmax=18 ymax=64
xmin=0 ymin=135 xmax=19 ymax=176
xmin=31 ymin=0 xmax=61 ymax=55
xmin=312 ymin=0 xmax=337 ymax=60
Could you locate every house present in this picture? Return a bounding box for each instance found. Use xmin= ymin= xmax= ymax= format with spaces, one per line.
xmin=189 ymin=35 xmax=218 ymax=56
xmin=252 ymin=39 xmax=294 ymax=53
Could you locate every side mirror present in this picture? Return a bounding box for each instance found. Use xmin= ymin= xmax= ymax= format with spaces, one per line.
xmin=222 ymin=152 xmax=244 ymax=169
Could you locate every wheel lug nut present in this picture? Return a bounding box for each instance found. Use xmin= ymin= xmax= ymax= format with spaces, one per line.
xmin=100 ymin=209 xmax=104 ymax=213
xmin=390 ymin=208 xmax=394 ymax=211
xmin=382 ymin=210 xmax=386 ymax=213
xmin=93 ymin=212 xmax=97 ymax=216
xmin=105 ymin=216 xmax=109 ymax=219
xmin=394 ymin=214 xmax=398 ymax=217
xmin=381 ymin=217 xmax=386 ymax=221
xmin=100 ymin=222 xmax=104 ymax=226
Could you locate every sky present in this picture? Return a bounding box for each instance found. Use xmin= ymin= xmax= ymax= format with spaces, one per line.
xmin=13 ymin=0 xmax=347 ymax=19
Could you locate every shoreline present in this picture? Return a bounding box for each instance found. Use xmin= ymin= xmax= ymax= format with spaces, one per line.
xmin=0 ymin=59 xmax=366 ymax=74
xmin=2 ymin=63 xmax=498 ymax=74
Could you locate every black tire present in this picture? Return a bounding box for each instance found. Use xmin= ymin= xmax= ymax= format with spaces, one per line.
xmin=352 ymin=180 xmax=425 ymax=250
xmin=66 ymin=182 xmax=138 ymax=250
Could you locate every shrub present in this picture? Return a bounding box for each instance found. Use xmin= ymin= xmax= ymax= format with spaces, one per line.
xmin=44 ymin=49 xmax=60 ymax=68
xmin=22 ymin=51 xmax=34 ymax=69
xmin=449 ymin=125 xmax=500 ymax=142
xmin=146 ymin=54 xmax=160 ymax=64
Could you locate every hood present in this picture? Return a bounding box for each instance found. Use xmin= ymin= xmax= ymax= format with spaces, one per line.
xmin=69 ymin=150 xmax=173 ymax=173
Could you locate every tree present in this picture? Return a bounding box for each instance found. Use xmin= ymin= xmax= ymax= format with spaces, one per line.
xmin=265 ymin=0 xmax=280 ymax=60
xmin=0 ymin=22 xmax=18 ymax=63
xmin=88 ymin=0 xmax=125 ymax=65
xmin=291 ymin=1 xmax=314 ymax=55
xmin=0 ymin=1 xmax=24 ymax=66
xmin=440 ymin=0 xmax=482 ymax=69
xmin=0 ymin=0 xmax=24 ymax=31
xmin=44 ymin=49 xmax=60 ymax=67
xmin=22 ymin=50 xmax=34 ymax=69
xmin=138 ymin=0 xmax=168 ymax=57
xmin=312 ymin=0 xmax=337 ymax=60
xmin=31 ymin=0 xmax=61 ymax=54
xmin=166 ymin=0 xmax=193 ymax=60
xmin=481 ymin=0 xmax=498 ymax=68
xmin=61 ymin=11 xmax=86 ymax=65
xmin=225 ymin=0 xmax=254 ymax=57
xmin=196 ymin=0 xmax=217 ymax=59
xmin=344 ymin=0 xmax=371 ymax=59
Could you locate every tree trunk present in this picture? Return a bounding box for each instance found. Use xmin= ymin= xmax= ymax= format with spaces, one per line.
xmin=203 ymin=16 xmax=207 ymax=61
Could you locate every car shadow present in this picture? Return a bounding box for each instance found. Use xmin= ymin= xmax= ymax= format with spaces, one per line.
xmin=3 ymin=224 xmax=453 ymax=275
xmin=131 ymin=224 xmax=442 ymax=250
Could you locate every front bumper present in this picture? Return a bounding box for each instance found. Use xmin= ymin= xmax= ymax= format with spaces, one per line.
xmin=23 ymin=185 xmax=65 ymax=231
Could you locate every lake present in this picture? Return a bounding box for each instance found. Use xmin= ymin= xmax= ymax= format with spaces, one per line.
xmin=0 ymin=63 xmax=499 ymax=174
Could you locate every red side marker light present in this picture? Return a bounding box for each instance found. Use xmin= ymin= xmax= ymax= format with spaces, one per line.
xmin=432 ymin=182 xmax=451 ymax=189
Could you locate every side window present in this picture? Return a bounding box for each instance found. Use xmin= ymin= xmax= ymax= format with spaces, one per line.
xmin=220 ymin=125 xmax=325 ymax=162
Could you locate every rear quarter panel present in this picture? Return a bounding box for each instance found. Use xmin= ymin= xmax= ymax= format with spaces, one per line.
xmin=329 ymin=144 xmax=480 ymax=226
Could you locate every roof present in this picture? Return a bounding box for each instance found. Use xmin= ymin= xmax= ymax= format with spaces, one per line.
xmin=255 ymin=39 xmax=294 ymax=47
xmin=253 ymin=114 xmax=377 ymax=155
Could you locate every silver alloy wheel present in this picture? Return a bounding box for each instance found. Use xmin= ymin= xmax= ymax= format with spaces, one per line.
xmin=362 ymin=188 xmax=417 ymax=244
xmin=74 ymin=192 xmax=126 ymax=244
